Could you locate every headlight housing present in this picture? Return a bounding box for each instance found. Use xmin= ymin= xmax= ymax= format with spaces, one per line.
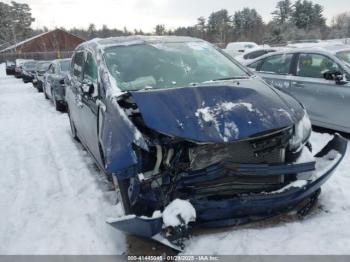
xmin=289 ymin=110 xmax=312 ymax=151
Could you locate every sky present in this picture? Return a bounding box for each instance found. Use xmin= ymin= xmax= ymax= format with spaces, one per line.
xmin=2 ymin=0 xmax=350 ymax=32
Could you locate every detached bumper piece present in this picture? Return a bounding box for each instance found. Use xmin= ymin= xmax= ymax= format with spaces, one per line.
xmin=107 ymin=134 xmax=347 ymax=250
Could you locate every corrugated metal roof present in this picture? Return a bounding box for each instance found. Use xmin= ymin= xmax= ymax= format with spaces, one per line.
xmin=0 ymin=29 xmax=84 ymax=53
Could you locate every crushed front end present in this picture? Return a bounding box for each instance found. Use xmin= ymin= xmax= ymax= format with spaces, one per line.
xmin=106 ymin=89 xmax=347 ymax=250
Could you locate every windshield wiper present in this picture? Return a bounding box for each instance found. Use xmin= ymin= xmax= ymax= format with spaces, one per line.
xmin=210 ymin=76 xmax=249 ymax=81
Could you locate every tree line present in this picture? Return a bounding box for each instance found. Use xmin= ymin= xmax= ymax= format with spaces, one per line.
xmin=1 ymin=0 xmax=350 ymax=49
xmin=0 ymin=1 xmax=34 ymax=49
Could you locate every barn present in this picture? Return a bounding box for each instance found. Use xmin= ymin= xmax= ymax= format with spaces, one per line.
xmin=0 ymin=29 xmax=85 ymax=61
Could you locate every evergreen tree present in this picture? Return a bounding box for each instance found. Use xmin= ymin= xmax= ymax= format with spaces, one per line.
xmin=233 ymin=8 xmax=264 ymax=43
xmin=272 ymin=0 xmax=293 ymax=24
xmin=291 ymin=0 xmax=326 ymax=30
xmin=155 ymin=24 xmax=166 ymax=35
xmin=207 ymin=9 xmax=231 ymax=43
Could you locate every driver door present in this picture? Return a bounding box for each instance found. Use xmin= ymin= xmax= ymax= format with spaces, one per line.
xmin=290 ymin=53 xmax=350 ymax=131
xmin=80 ymin=51 xmax=104 ymax=167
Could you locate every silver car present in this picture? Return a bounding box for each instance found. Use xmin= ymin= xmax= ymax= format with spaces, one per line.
xmin=246 ymin=45 xmax=350 ymax=133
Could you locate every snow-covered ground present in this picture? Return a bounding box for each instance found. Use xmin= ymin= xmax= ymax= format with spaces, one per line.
xmin=0 ymin=63 xmax=349 ymax=255
xmin=0 ymin=64 xmax=125 ymax=254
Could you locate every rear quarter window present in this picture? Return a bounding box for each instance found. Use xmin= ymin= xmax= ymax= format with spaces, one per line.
xmin=259 ymin=54 xmax=293 ymax=75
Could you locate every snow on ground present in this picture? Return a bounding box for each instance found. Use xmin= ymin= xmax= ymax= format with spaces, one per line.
xmin=0 ymin=63 xmax=5 ymax=77
xmin=0 ymin=67 xmax=126 ymax=254
xmin=0 ymin=63 xmax=349 ymax=255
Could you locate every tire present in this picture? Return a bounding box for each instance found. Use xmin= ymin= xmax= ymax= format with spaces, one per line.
xmin=43 ymin=85 xmax=49 ymax=99
xmin=37 ymin=82 xmax=43 ymax=93
xmin=68 ymin=108 xmax=79 ymax=141
xmin=52 ymin=90 xmax=66 ymax=112
xmin=112 ymin=175 xmax=132 ymax=215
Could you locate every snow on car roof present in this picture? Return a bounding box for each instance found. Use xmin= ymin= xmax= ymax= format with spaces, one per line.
xmin=246 ymin=44 xmax=350 ymax=65
xmin=77 ymin=35 xmax=204 ymax=51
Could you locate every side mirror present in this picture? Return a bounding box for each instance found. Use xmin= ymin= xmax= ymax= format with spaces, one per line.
xmin=323 ymin=70 xmax=348 ymax=85
xmin=81 ymin=79 xmax=95 ymax=95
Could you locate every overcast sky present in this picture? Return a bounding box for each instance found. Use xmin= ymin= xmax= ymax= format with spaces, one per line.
xmin=3 ymin=0 xmax=350 ymax=32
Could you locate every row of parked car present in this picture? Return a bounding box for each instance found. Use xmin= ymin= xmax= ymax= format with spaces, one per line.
xmin=6 ymin=58 xmax=71 ymax=112
xmin=4 ymin=36 xmax=348 ymax=250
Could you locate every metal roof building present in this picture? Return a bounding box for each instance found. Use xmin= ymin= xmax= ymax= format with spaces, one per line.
xmin=0 ymin=29 xmax=84 ymax=61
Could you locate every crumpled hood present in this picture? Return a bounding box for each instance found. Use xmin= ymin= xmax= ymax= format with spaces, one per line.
xmin=130 ymin=79 xmax=304 ymax=143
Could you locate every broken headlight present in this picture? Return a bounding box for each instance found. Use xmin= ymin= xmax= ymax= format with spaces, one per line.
xmin=289 ymin=110 xmax=312 ymax=152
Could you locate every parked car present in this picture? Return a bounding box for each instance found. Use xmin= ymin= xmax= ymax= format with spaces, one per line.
xmin=246 ymin=45 xmax=350 ymax=133
xmin=21 ymin=60 xmax=38 ymax=83
xmin=14 ymin=59 xmax=31 ymax=78
xmin=43 ymin=58 xmax=70 ymax=112
xmin=33 ymin=61 xmax=51 ymax=92
xmin=234 ymin=47 xmax=286 ymax=65
xmin=5 ymin=60 xmax=16 ymax=75
xmin=66 ymin=36 xmax=347 ymax=250
xmin=223 ymin=42 xmax=258 ymax=58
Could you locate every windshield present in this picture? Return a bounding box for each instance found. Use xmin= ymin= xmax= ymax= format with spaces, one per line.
xmin=60 ymin=60 xmax=70 ymax=72
xmin=336 ymin=50 xmax=350 ymax=66
xmin=104 ymin=41 xmax=249 ymax=91
xmin=23 ymin=62 xmax=37 ymax=70
xmin=37 ymin=62 xmax=51 ymax=71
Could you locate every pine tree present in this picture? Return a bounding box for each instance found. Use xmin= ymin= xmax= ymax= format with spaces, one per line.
xmin=272 ymin=0 xmax=293 ymax=24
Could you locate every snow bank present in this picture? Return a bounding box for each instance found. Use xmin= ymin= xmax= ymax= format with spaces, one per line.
xmin=0 ymin=63 xmax=5 ymax=77
xmin=163 ymin=199 xmax=196 ymax=227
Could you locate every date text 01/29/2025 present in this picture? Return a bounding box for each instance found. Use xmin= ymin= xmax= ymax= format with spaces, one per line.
xmin=127 ymin=255 xmax=220 ymax=261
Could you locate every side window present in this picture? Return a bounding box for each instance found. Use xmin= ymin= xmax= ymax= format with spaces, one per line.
xmin=244 ymin=50 xmax=266 ymax=60
xmin=72 ymin=51 xmax=84 ymax=79
xmin=48 ymin=64 xmax=55 ymax=74
xmin=297 ymin=53 xmax=340 ymax=79
xmin=83 ymin=52 xmax=98 ymax=82
xmin=259 ymin=54 xmax=293 ymax=75
xmin=247 ymin=60 xmax=261 ymax=70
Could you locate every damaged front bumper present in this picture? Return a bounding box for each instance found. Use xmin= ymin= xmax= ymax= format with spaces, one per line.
xmin=107 ymin=134 xmax=347 ymax=249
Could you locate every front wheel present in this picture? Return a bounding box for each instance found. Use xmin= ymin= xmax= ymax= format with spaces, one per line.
xmin=112 ymin=175 xmax=132 ymax=215
xmin=43 ymin=85 xmax=49 ymax=99
xmin=53 ymin=90 xmax=66 ymax=112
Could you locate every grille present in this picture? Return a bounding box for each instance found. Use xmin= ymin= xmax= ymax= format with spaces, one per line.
xmin=189 ymin=127 xmax=293 ymax=171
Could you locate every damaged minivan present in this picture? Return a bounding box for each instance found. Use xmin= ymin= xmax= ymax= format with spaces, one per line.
xmin=65 ymin=36 xmax=347 ymax=250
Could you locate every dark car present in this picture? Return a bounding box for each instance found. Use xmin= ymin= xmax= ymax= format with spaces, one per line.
xmin=43 ymin=58 xmax=70 ymax=112
xmin=14 ymin=59 xmax=30 ymax=78
xmin=33 ymin=61 xmax=51 ymax=92
xmin=65 ymin=36 xmax=347 ymax=250
xmin=5 ymin=61 xmax=16 ymax=75
xmin=21 ymin=61 xmax=38 ymax=83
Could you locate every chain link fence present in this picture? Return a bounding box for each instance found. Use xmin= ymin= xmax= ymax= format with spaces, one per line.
xmin=0 ymin=51 xmax=73 ymax=63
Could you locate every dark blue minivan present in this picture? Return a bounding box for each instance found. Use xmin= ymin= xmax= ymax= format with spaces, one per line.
xmin=65 ymin=36 xmax=347 ymax=250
